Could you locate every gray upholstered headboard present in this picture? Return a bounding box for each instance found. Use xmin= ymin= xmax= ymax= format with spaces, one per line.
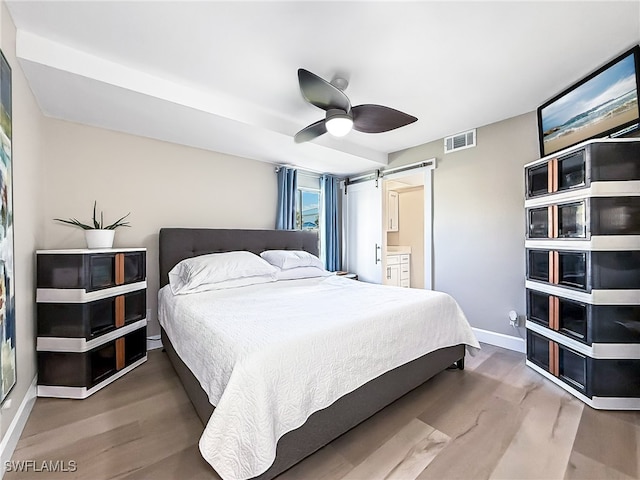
xmin=158 ymin=228 xmax=319 ymax=288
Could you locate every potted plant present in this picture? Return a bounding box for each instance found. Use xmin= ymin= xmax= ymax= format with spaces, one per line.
xmin=54 ymin=201 xmax=131 ymax=249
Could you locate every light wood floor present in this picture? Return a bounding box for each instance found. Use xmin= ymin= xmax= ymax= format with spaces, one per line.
xmin=7 ymin=344 xmax=640 ymax=479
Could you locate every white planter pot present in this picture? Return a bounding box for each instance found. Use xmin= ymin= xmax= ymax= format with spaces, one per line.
xmin=85 ymin=229 xmax=115 ymax=249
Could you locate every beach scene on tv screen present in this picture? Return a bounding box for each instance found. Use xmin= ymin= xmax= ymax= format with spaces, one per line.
xmin=541 ymin=53 xmax=639 ymax=155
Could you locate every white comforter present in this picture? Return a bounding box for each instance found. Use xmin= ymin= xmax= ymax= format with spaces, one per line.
xmin=158 ymin=275 xmax=480 ymax=480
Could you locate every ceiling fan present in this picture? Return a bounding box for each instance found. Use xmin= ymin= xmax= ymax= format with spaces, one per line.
xmin=294 ymin=68 xmax=418 ymax=143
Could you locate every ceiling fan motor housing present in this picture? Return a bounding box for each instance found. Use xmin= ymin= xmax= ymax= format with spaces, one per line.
xmin=325 ymin=109 xmax=353 ymax=136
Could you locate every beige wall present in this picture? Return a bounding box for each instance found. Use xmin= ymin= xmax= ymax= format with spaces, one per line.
xmin=41 ymin=119 xmax=278 ymax=335
xmin=390 ymin=112 xmax=539 ymax=337
xmin=0 ymin=1 xmax=44 ymax=440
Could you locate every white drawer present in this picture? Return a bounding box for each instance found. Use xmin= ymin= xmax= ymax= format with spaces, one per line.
xmin=400 ymin=279 xmax=410 ymax=288
xmin=386 ymin=255 xmax=400 ymax=265
xmin=401 ymin=271 xmax=410 ymax=280
xmin=400 ymin=254 xmax=410 ymax=263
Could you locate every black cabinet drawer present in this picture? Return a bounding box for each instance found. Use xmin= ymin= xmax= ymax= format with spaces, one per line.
xmin=525 ymin=141 xmax=640 ymax=199
xmin=527 ymin=289 xmax=640 ymax=344
xmin=527 ymin=330 xmax=640 ymax=398
xmin=37 ymin=289 xmax=146 ymax=339
xmin=526 ymin=197 xmax=640 ymax=239
xmin=527 ymin=290 xmax=587 ymax=342
xmin=38 ymin=327 xmax=147 ymax=388
xmin=37 ymin=251 xmax=146 ymax=292
xmin=527 ymin=249 xmax=640 ymax=292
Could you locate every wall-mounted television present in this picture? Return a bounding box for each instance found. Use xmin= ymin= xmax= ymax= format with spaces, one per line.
xmin=537 ymin=45 xmax=640 ymax=158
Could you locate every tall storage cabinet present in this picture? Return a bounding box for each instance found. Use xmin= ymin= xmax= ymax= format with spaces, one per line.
xmin=36 ymin=248 xmax=147 ymax=399
xmin=524 ymin=138 xmax=640 ymax=410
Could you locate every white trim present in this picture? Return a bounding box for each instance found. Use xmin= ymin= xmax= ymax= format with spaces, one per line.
xmin=526 ymin=360 xmax=640 ymax=410
xmin=37 ymin=356 xmax=147 ymax=399
xmin=423 ymin=168 xmax=433 ymax=290
xmin=146 ymin=337 xmax=163 ymax=351
xmin=524 ymin=181 xmax=640 ymax=207
xmin=525 ymin=236 xmax=640 ymax=251
xmin=36 ymin=281 xmax=147 ymax=303
xmin=472 ymin=327 xmax=525 ymax=353
xmin=1 ymin=376 xmax=37 ymax=478
xmin=36 ymin=247 xmax=146 ymax=254
xmin=526 ymin=321 xmax=640 ymax=359
xmin=589 ymin=396 xmax=640 ymax=410
xmin=37 ymin=320 xmax=147 ymax=352
xmin=525 ymin=281 xmax=640 ymax=305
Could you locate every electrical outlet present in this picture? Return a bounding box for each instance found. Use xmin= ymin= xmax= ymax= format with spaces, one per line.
xmin=508 ymin=310 xmax=518 ymax=327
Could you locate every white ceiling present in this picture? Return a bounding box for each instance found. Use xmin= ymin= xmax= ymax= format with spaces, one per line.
xmin=6 ymin=1 xmax=640 ymax=176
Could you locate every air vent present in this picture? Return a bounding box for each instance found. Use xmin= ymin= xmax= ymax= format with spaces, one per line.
xmin=444 ymin=129 xmax=476 ymax=154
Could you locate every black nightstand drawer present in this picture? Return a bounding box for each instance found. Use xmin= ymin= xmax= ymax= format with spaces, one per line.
xmin=37 ymin=250 xmax=146 ymax=292
xmin=38 ymin=289 xmax=146 ymax=339
xmin=38 ymin=326 xmax=147 ymax=388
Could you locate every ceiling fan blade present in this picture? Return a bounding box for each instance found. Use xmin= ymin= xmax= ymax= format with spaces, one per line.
xmin=298 ymin=69 xmax=351 ymax=112
xmin=351 ymin=104 xmax=417 ymax=133
xmin=294 ymin=119 xmax=327 ymax=143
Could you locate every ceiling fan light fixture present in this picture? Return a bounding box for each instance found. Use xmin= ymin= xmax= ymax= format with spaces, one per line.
xmin=325 ymin=109 xmax=353 ymax=137
xmin=295 ymin=69 xmax=417 ymax=143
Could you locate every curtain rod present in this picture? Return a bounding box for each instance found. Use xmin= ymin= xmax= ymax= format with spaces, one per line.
xmin=274 ymin=166 xmax=325 ymax=177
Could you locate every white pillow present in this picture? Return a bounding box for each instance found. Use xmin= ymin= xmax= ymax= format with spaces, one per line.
xmin=260 ymin=250 xmax=324 ymax=270
xmin=174 ymin=275 xmax=276 ymax=294
xmin=169 ymin=251 xmax=277 ymax=295
xmin=275 ymin=266 xmax=333 ymax=281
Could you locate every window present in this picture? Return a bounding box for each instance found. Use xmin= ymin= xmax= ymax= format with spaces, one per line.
xmin=296 ymin=189 xmax=320 ymax=230
xmin=295 ymin=172 xmax=323 ymax=260
xmin=296 ymin=172 xmax=321 ymax=232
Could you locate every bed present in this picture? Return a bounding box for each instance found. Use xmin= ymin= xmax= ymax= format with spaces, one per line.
xmin=158 ymin=228 xmax=480 ymax=480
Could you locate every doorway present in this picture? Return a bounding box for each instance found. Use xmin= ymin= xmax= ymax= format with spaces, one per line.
xmin=383 ymin=168 xmax=432 ymax=289
xmin=342 ymin=163 xmax=434 ymax=289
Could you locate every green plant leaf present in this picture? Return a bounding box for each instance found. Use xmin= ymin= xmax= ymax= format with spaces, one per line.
xmin=53 ymin=218 xmax=94 ymax=230
xmin=104 ymin=212 xmax=131 ymax=230
xmin=92 ymin=201 xmax=100 ymax=229
xmin=54 ymin=202 xmax=132 ymax=230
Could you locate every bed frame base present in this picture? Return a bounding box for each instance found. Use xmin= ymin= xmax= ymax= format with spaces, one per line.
xmin=162 ymin=327 xmax=464 ymax=480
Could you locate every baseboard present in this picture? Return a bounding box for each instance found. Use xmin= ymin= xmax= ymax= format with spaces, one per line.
xmin=472 ymin=327 xmax=526 ymax=353
xmin=146 ymin=336 xmax=162 ymax=351
xmin=0 ymin=376 xmax=37 ymax=479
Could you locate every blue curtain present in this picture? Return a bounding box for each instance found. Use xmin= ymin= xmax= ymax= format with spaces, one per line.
xmin=276 ymin=167 xmax=298 ymax=230
xmin=321 ymin=174 xmax=341 ymax=271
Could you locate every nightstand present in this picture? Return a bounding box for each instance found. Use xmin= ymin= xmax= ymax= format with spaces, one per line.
xmin=36 ymin=248 xmax=147 ymax=399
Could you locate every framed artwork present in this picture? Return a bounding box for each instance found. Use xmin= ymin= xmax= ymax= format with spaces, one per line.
xmin=0 ymin=49 xmax=14 ymax=404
